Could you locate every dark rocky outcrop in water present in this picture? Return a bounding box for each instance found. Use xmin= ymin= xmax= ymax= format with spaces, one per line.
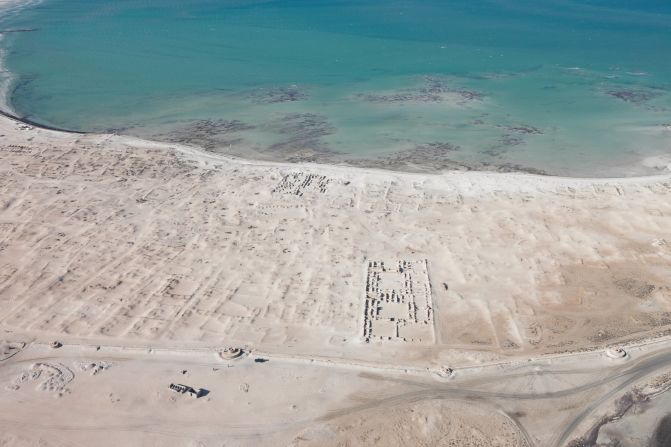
xmin=422 ymin=76 xmax=485 ymax=101
xmin=356 ymin=76 xmax=484 ymax=105
xmin=498 ymin=124 xmax=543 ymax=135
xmin=246 ymin=85 xmax=309 ymax=104
xmin=266 ymin=113 xmax=336 ymax=153
xmin=343 ymin=141 xmax=548 ymax=175
xmin=414 ymin=142 xmax=460 ymax=154
xmin=139 ymin=112 xmax=549 ymax=176
xmin=355 ymin=89 xmax=445 ymax=104
xmin=605 ymin=89 xmax=663 ymax=104
xmin=156 ymin=119 xmax=256 ymax=150
xmin=344 ymin=141 xmax=464 ymax=172
xmin=480 ymin=137 xmax=526 ymax=158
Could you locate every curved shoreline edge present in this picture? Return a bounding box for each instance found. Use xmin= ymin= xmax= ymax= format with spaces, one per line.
xmin=0 ymin=108 xmax=86 ymax=134
xmin=1 ymin=0 xmax=671 ymax=182
xmin=1 ymin=110 xmax=670 ymax=186
xmin=0 ymin=0 xmax=668 ymax=184
xmin=0 ymin=0 xmax=44 ymax=118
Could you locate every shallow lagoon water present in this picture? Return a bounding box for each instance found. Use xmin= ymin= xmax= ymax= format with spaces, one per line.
xmin=1 ymin=0 xmax=671 ymax=175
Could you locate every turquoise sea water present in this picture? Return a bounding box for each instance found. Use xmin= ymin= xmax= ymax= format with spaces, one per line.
xmin=1 ymin=0 xmax=671 ymax=175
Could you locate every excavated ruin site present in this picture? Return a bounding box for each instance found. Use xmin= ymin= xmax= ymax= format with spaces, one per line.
xmin=2 ymin=115 xmax=671 ymax=446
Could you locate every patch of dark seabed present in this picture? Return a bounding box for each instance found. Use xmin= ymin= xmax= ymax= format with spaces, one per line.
xmin=604 ymin=88 xmax=664 ymax=105
xmin=266 ymin=113 xmax=336 ymax=153
xmin=243 ymin=85 xmax=309 ymax=105
xmin=122 ymin=108 xmax=551 ymax=175
xmin=244 ymin=112 xmax=342 ymax=163
xmin=481 ymin=136 xmax=527 ymax=158
xmin=355 ymin=76 xmax=484 ymax=105
xmin=496 ymin=124 xmax=544 ymax=135
xmin=344 ymin=142 xmax=548 ymax=175
xmin=421 ymin=76 xmax=485 ymax=102
xmin=152 ymin=119 xmax=256 ymax=151
xmin=344 ymin=141 xmax=469 ymax=173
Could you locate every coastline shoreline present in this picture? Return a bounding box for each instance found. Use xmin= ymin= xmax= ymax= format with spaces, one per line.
xmin=0 ymin=0 xmax=42 ymax=115
xmin=0 ymin=89 xmax=667 ymax=179
xmin=1 ymin=0 xmax=670 ymax=181
xmin=0 ymin=107 xmax=86 ymax=133
xmin=1 ymin=110 xmax=669 ymax=186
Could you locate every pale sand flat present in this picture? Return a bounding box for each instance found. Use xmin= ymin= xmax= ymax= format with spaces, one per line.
xmin=1 ymin=114 xmax=671 ymax=445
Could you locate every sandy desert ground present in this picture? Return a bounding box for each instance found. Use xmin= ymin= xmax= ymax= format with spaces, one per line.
xmin=1 ymin=113 xmax=671 ymax=445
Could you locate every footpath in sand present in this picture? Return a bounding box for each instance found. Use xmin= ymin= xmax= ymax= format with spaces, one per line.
xmin=1 ymin=115 xmax=671 ymax=445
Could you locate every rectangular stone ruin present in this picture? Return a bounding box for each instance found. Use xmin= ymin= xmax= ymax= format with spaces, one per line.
xmin=362 ymin=259 xmax=435 ymax=344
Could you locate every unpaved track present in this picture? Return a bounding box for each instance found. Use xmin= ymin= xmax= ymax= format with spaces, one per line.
xmin=4 ymin=341 xmax=671 ymax=446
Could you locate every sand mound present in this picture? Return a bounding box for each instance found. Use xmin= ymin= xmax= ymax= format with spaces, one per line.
xmin=290 ymin=399 xmax=530 ymax=447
